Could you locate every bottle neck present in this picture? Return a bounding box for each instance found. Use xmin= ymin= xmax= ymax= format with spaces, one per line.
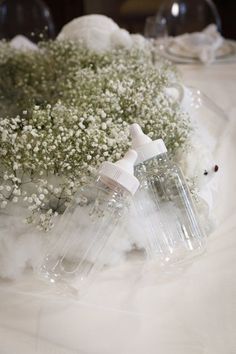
xmin=96 ymin=176 xmax=132 ymax=199
xmin=134 ymin=152 xmax=171 ymax=180
xmin=134 ymin=139 xmax=167 ymax=165
xmin=137 ymin=151 xmax=169 ymax=166
xmin=152 ymin=152 xmax=169 ymax=163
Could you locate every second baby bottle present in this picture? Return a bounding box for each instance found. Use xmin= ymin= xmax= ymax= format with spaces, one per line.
xmin=130 ymin=123 xmax=206 ymax=267
xmin=39 ymin=149 xmax=139 ymax=290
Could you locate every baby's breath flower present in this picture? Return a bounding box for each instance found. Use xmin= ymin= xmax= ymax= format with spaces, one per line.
xmin=0 ymin=39 xmax=190 ymax=231
xmin=1 ymin=201 xmax=7 ymax=208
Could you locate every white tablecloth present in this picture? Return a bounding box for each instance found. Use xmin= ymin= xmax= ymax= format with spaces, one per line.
xmin=0 ymin=62 xmax=236 ymax=354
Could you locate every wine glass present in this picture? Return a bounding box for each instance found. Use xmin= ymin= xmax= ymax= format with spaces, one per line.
xmin=157 ymin=0 xmax=222 ymax=36
xmin=0 ymin=0 xmax=55 ymax=42
xmin=144 ymin=15 xmax=168 ymax=39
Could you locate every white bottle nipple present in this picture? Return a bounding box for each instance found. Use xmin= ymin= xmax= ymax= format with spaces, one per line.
xmin=129 ymin=123 xmax=167 ymax=164
xmin=99 ymin=149 xmax=140 ymax=195
xmin=130 ymin=123 xmax=152 ymax=148
xmin=114 ymin=149 xmax=137 ymax=174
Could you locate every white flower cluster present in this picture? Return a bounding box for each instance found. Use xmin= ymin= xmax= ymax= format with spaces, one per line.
xmin=0 ymin=40 xmax=190 ymax=231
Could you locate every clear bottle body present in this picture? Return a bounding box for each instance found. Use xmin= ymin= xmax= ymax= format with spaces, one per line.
xmin=39 ymin=177 xmax=131 ymax=288
xmin=135 ymin=152 xmax=206 ymax=266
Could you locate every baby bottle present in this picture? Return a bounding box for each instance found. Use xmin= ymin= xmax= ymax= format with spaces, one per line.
xmin=39 ymin=149 xmax=139 ymax=289
xmin=130 ymin=123 xmax=206 ymax=267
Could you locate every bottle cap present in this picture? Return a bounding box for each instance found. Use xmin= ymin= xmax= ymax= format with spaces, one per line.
xmin=99 ymin=149 xmax=140 ymax=195
xmin=130 ymin=123 xmax=167 ymax=164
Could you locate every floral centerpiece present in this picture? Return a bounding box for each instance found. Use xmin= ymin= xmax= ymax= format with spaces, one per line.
xmin=0 ymin=15 xmax=218 ymax=279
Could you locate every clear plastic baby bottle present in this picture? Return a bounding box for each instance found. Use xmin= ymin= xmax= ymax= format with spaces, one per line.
xmin=39 ymin=149 xmax=139 ymax=290
xmin=130 ymin=123 xmax=206 ymax=267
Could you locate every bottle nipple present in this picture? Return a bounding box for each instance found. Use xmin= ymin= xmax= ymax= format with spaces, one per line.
xmin=114 ymin=149 xmax=137 ymax=174
xmin=129 ymin=123 xmax=167 ymax=164
xmin=99 ymin=149 xmax=140 ymax=195
xmin=130 ymin=123 xmax=152 ymax=149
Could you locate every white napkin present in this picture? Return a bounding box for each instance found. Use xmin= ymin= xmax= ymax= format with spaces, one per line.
xmin=174 ymin=24 xmax=223 ymax=64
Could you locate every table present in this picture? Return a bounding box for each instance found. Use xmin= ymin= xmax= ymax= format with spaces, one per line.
xmin=0 ymin=62 xmax=236 ymax=354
